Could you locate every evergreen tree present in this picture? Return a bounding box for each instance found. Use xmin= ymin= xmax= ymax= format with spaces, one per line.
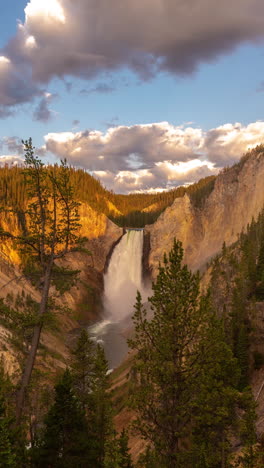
xmin=128 ymin=239 xmax=252 ymax=467
xmin=71 ymin=329 xmax=96 ymax=412
xmin=0 ymin=396 xmax=16 ymax=468
xmin=35 ymin=369 xmax=90 ymax=468
xmin=0 ymin=139 xmax=82 ymax=421
xmin=256 ymin=235 xmax=264 ymax=300
xmin=71 ymin=333 xmax=125 ymax=467
xmin=89 ymin=344 xmax=117 ymax=467
xmin=118 ymin=429 xmax=133 ymax=468
xmin=189 ymin=317 xmax=242 ymax=468
xmin=0 ymin=360 xmax=28 ymax=467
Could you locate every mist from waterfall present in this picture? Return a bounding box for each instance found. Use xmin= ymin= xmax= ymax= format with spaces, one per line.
xmin=104 ymin=229 xmax=148 ymax=322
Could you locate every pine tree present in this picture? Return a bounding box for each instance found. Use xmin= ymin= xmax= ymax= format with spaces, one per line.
xmin=0 ymin=397 xmax=16 ymax=468
xmin=0 ymin=139 xmax=82 ymax=421
xmin=256 ymin=235 xmax=264 ymax=300
xmin=118 ymin=429 xmax=133 ymax=468
xmin=0 ymin=361 xmax=27 ymax=467
xmin=128 ymin=239 xmax=251 ymax=467
xmin=71 ymin=329 xmax=96 ymax=412
xmin=35 ymin=369 xmax=90 ymax=468
xmin=71 ymin=333 xmax=124 ymax=467
xmin=189 ymin=317 xmax=242 ymax=468
xmin=89 ymin=344 xmax=117 ymax=467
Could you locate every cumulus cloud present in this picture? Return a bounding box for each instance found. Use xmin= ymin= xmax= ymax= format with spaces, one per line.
xmin=45 ymin=123 xmax=204 ymax=173
xmin=204 ymin=121 xmax=264 ymax=165
xmin=0 ymin=0 xmax=264 ymax=113
xmin=44 ymin=120 xmax=264 ymax=193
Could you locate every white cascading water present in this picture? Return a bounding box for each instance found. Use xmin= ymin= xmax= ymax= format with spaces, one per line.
xmin=89 ymin=229 xmax=148 ymax=368
xmin=104 ymin=229 xmax=146 ymax=321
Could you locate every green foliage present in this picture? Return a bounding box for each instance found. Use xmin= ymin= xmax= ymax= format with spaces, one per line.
xmin=0 ymin=361 xmax=28 ymax=468
xmin=0 ymin=362 xmax=16 ymax=468
xmin=129 ymin=239 xmax=256 ymax=467
xmin=0 ymin=396 xmax=16 ymax=467
xmin=118 ymin=429 xmax=133 ymax=468
xmin=256 ymin=235 xmax=264 ymax=300
xmin=33 ymin=369 xmax=90 ymax=467
xmin=0 ymin=295 xmax=39 ymax=357
xmin=71 ymin=329 xmax=97 ymax=411
xmin=87 ymin=344 xmax=116 ymax=467
xmin=210 ymin=208 xmax=264 ymax=388
xmin=51 ymin=265 xmax=80 ymax=293
xmin=70 ymin=330 xmax=131 ymax=467
xmin=190 ymin=320 xmax=243 ymax=467
xmin=188 ymin=175 xmax=215 ymax=208
xmin=129 ymin=240 xmax=238 ymax=465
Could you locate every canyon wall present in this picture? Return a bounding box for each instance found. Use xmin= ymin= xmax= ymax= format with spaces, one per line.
xmin=0 ymin=202 xmax=122 ymax=375
xmin=146 ymin=151 xmax=264 ymax=276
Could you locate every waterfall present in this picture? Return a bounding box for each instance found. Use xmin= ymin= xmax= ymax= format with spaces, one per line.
xmin=104 ymin=229 xmax=146 ymax=322
xmin=89 ymin=229 xmax=148 ymax=368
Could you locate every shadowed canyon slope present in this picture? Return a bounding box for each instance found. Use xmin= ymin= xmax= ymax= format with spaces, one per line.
xmin=146 ymin=150 xmax=264 ymax=275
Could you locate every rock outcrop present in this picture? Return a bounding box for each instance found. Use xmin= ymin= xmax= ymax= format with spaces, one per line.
xmin=146 ymin=151 xmax=264 ymax=276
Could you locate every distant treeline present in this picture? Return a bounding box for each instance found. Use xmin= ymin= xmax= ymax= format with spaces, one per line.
xmin=2 ymin=144 xmax=264 ymax=228
xmin=0 ymin=164 xmax=217 ymax=227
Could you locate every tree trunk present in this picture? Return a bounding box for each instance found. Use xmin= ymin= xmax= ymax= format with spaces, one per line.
xmin=16 ymin=260 xmax=53 ymax=422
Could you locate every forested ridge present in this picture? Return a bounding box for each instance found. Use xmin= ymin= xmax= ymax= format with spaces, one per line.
xmin=0 ymin=163 xmax=216 ymax=227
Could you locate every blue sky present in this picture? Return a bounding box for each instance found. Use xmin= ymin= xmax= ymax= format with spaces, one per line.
xmin=0 ymin=0 xmax=264 ymax=192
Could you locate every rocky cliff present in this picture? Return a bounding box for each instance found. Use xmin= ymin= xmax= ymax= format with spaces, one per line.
xmin=146 ymin=150 xmax=264 ymax=276
xmin=0 ymin=202 xmax=122 ymax=376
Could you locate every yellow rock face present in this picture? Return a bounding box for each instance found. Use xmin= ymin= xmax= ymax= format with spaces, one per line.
xmin=0 ymin=212 xmax=21 ymax=265
xmin=0 ymin=201 xmax=119 ymax=265
xmin=78 ymin=202 xmax=109 ymax=238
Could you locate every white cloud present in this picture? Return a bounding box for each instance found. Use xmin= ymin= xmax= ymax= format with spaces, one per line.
xmin=25 ymin=35 xmax=37 ymax=48
xmin=44 ymin=120 xmax=264 ymax=193
xmin=0 ymin=0 xmax=264 ymax=114
xmin=24 ymin=0 xmax=66 ymax=24
xmin=204 ymin=121 xmax=264 ymax=165
xmin=0 ymin=155 xmax=24 ymax=166
xmin=0 ymin=56 xmax=11 ymax=65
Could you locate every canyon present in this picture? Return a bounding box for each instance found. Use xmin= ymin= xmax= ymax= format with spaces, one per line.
xmin=1 ymin=147 xmax=264 ymax=457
